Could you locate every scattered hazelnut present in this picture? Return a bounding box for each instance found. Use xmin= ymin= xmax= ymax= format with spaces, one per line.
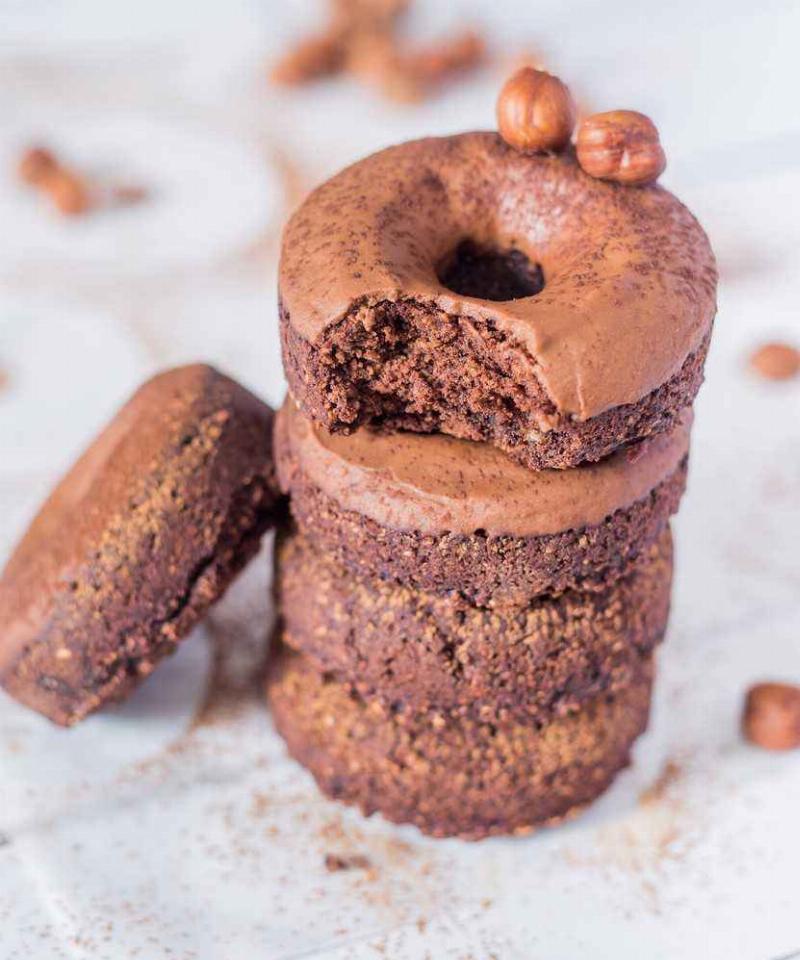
xmin=332 ymin=0 xmax=409 ymax=28
xmin=749 ymin=342 xmax=800 ymax=381
xmin=270 ymin=30 xmax=346 ymax=85
xmin=271 ymin=0 xmax=483 ymax=103
xmin=345 ymin=26 xmax=399 ymax=85
xmin=743 ymin=682 xmax=800 ymax=751
xmin=496 ymin=67 xmax=575 ymax=153
xmin=18 ymin=144 xmax=145 ymax=218
xmin=576 ymin=110 xmax=666 ymax=185
xmin=366 ymin=29 xmax=486 ymax=104
xmin=43 ymin=169 xmax=92 ymax=216
xmin=403 ymin=31 xmax=485 ymax=85
xmin=18 ymin=145 xmax=58 ymax=185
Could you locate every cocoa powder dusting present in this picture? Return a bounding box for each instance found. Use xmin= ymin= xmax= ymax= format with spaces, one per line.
xmin=324 ymin=852 xmax=372 ymax=872
xmin=638 ymin=759 xmax=683 ymax=806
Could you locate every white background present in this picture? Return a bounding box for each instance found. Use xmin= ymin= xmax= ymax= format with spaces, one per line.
xmin=1 ymin=1 xmax=799 ymax=957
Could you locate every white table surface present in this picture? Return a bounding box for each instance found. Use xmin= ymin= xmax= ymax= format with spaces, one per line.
xmin=1 ymin=1 xmax=799 ymax=958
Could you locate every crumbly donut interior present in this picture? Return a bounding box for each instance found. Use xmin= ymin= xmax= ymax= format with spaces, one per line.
xmin=281 ymin=296 xmax=709 ymax=469
xmin=310 ymin=297 xmax=557 ymax=440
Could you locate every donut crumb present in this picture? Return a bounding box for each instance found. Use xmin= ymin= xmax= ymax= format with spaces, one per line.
xmin=270 ymin=0 xmax=485 ymax=102
xmin=324 ymin=852 xmax=372 ymax=872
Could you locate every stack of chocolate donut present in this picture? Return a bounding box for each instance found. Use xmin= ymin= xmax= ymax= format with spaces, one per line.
xmin=269 ymin=132 xmax=717 ymax=839
xmin=0 ymin=128 xmax=715 ymax=842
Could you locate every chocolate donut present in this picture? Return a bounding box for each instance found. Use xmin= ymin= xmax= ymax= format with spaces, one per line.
xmin=277 ymin=527 xmax=672 ymax=722
xmin=0 ymin=365 xmax=280 ymax=726
xmin=267 ymin=645 xmax=654 ymax=840
xmin=275 ymin=397 xmax=688 ymax=605
xmin=280 ymin=132 xmax=716 ymax=470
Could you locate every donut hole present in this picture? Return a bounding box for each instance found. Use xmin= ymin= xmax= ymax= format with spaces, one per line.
xmin=437 ymin=240 xmax=544 ymax=302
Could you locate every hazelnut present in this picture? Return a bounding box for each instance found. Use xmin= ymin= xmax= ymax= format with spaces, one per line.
xmin=345 ymin=26 xmax=399 ymax=85
xmin=743 ymin=682 xmax=800 ymax=751
xmin=43 ymin=169 xmax=92 ymax=216
xmin=576 ymin=110 xmax=666 ymax=185
xmin=18 ymin=146 xmax=58 ymax=186
xmin=749 ymin=342 xmax=800 ymax=381
xmin=270 ymin=30 xmax=346 ymax=85
xmin=333 ymin=0 xmax=409 ymax=29
xmin=372 ymin=29 xmax=486 ymax=104
xmin=403 ymin=31 xmax=485 ymax=89
xmin=496 ymin=67 xmax=575 ymax=153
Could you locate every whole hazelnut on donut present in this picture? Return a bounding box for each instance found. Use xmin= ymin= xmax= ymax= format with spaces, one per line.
xmin=576 ymin=110 xmax=666 ymax=185
xmin=496 ymin=67 xmax=576 ymax=153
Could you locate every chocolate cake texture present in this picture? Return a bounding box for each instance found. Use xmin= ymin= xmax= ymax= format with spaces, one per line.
xmin=0 ymin=365 xmax=280 ymax=726
xmin=268 ymin=644 xmax=654 ymax=840
xmin=277 ymin=527 xmax=672 ymax=722
xmin=275 ymin=396 xmax=688 ymax=604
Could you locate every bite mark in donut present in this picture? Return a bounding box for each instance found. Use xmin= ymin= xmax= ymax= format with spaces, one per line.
xmin=279 ymin=132 xmax=716 ymax=470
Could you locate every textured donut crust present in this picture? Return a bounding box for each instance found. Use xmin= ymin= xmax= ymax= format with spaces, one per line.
xmin=276 ymin=529 xmax=672 ymax=723
xmin=280 ymin=298 xmax=710 ymax=471
xmin=267 ymin=647 xmax=654 ymax=840
xmin=274 ymin=406 xmax=687 ymax=605
xmin=0 ymin=366 xmax=281 ymax=726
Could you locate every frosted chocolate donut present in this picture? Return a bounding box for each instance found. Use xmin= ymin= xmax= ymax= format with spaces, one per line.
xmin=279 ymin=132 xmax=716 ymax=470
xmin=267 ymin=644 xmax=654 ymax=840
xmin=275 ymin=397 xmax=689 ymax=605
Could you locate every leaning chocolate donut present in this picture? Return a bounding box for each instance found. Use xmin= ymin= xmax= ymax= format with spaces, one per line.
xmin=279 ymin=132 xmax=716 ymax=470
xmin=0 ymin=366 xmax=280 ymax=726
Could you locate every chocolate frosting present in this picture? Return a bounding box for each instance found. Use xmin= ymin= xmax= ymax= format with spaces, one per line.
xmin=279 ymin=132 xmax=717 ymax=421
xmin=277 ymin=398 xmax=691 ymax=537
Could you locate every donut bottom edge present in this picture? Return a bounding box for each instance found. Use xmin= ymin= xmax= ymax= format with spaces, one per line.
xmin=267 ymin=646 xmax=654 ymax=841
